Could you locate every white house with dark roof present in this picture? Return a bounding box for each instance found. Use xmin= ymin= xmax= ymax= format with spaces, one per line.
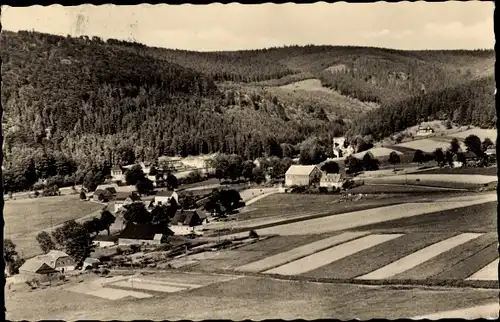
xmin=320 ymin=173 xmax=345 ymax=189
xmin=285 ymin=165 xmax=322 ymax=187
xmin=34 ymin=250 xmax=75 ymax=273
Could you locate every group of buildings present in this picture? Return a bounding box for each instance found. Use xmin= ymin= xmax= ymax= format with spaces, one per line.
xmin=284 ymin=165 xmax=345 ymax=189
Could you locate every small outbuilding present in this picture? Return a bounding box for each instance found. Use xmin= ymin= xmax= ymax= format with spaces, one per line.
xmin=118 ymin=223 xmax=174 ymax=246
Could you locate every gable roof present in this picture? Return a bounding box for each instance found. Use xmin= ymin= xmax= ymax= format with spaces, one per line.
xmin=94 ymin=189 xmax=114 ymax=197
xmin=285 ymin=165 xmax=319 ymax=176
xmin=94 ymin=235 xmax=119 ymax=242
xmin=96 ymin=184 xmax=119 ymax=191
xmin=119 ymin=223 xmax=174 ymax=240
xmin=111 ymin=165 xmax=122 ymax=171
xmin=156 ymin=190 xmax=173 ymax=197
xmin=19 ymin=258 xmax=59 ymax=274
xmin=171 ymin=210 xmax=202 ymax=227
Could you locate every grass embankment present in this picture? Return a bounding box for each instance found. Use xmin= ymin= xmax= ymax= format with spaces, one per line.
xmin=4 ymin=195 xmax=103 ymax=258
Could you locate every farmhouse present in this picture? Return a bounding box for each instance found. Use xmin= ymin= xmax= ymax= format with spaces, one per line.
xmin=170 ymin=210 xmax=207 ymax=235
xmin=416 ymin=125 xmax=435 ymax=136
xmin=111 ymin=165 xmax=124 ymax=183
xmin=93 ymin=235 xmax=119 ymax=248
xmin=285 ymin=165 xmax=322 ymax=187
xmin=35 ymin=250 xmax=75 ymax=273
xmin=95 ymin=184 xmax=119 ymax=194
xmin=118 ymin=223 xmax=174 ymax=246
xmin=18 ymin=259 xmax=60 ymax=282
xmin=154 ymin=190 xmax=179 ymax=206
xmin=320 ymin=173 xmax=345 ymax=189
xmin=113 ymin=192 xmax=142 ymax=213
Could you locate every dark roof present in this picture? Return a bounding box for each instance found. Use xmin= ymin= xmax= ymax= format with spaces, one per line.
xmin=20 ymin=259 xmax=59 ymax=274
xmin=115 ymin=192 xmax=141 ymax=201
xmin=112 ymin=165 xmax=122 ymax=171
xmin=119 ymin=223 xmax=174 ymax=240
xmin=464 ymin=151 xmax=479 ymax=159
xmin=94 ymin=189 xmax=113 ymax=197
xmin=94 ymin=235 xmax=119 ymax=242
xmin=156 ymin=190 xmax=173 ymax=197
xmin=171 ymin=210 xmax=202 ymax=227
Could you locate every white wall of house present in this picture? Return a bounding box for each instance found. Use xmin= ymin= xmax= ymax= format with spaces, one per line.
xmin=285 ymin=174 xmax=310 ymax=186
xmin=53 ymin=257 xmax=75 ymax=272
xmin=154 ymin=196 xmax=171 ymax=206
xmin=319 ymin=181 xmax=343 ymax=189
xmin=170 ymin=225 xmax=195 ymax=236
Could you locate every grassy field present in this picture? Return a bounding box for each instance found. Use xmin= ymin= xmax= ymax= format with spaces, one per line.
xmin=349 ymin=201 xmax=497 ymax=233
xmin=395 ymin=138 xmax=463 ymax=153
xmin=450 ymin=128 xmax=497 ymax=141
xmin=416 ymin=166 xmax=497 ymax=176
xmin=6 ymin=274 xmax=498 ymax=320
xmin=3 ymin=195 xmax=103 ymax=258
xmin=347 ymin=184 xmax=468 ymax=194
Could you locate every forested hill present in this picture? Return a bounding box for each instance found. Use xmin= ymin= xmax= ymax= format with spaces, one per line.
xmin=0 ymin=30 xmax=495 ymax=192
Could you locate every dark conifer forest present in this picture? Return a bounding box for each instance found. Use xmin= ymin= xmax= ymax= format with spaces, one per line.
xmin=0 ymin=30 xmax=495 ymax=192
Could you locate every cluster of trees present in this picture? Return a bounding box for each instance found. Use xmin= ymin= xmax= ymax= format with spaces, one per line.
xmin=345 ymin=153 xmax=381 ymax=174
xmin=4 ymin=239 xmax=26 ymax=275
xmin=209 ymin=153 xmax=294 ymax=183
xmin=350 ymin=76 xmax=495 ymax=141
xmin=204 ymin=188 xmax=244 ymax=217
xmin=34 ymin=209 xmax=117 ymax=265
xmin=413 ymin=135 xmax=494 ymax=167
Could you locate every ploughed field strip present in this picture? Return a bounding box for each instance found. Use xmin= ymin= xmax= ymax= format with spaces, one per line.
xmin=230 ymin=231 xmax=499 ymax=286
xmin=67 ymin=272 xmax=241 ymax=301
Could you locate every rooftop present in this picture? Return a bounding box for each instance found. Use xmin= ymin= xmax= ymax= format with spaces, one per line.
xmin=119 ymin=223 xmax=174 ymax=240
xmin=285 ymin=165 xmax=319 ymax=176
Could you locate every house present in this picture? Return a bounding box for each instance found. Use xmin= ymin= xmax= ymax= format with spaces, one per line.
xmin=111 ymin=165 xmax=124 ymax=183
xmin=82 ymin=258 xmax=101 ymax=270
xmin=35 ymin=250 xmax=75 ymax=273
xmin=95 ymin=184 xmax=119 ymax=195
xmin=416 ymin=125 xmax=435 ymax=136
xmin=18 ymin=258 xmax=60 ymax=282
xmin=93 ymin=235 xmax=119 ymax=248
xmin=285 ymin=165 xmax=322 ymax=187
xmin=485 ymin=148 xmax=496 ymax=156
xmin=154 ymin=190 xmax=179 ymax=207
xmin=113 ymin=192 xmax=142 ymax=213
xmin=319 ymin=173 xmax=345 ymax=189
xmin=171 ymin=210 xmax=204 ymax=227
xmin=118 ymin=223 xmax=174 ymax=246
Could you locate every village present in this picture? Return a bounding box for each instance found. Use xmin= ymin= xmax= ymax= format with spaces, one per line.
xmin=4 ymin=122 xmax=497 ymax=292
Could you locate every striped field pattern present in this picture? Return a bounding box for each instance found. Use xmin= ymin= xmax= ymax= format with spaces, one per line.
xmin=234 ymin=232 xmax=499 ymax=284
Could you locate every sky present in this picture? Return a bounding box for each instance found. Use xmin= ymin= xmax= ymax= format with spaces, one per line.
xmin=1 ymin=2 xmax=495 ymax=51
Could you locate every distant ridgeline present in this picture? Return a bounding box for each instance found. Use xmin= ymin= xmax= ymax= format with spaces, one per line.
xmin=0 ymin=30 xmax=495 ymax=190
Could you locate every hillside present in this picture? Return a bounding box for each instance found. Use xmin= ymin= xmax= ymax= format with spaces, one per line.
xmin=0 ymin=30 xmax=495 ymax=192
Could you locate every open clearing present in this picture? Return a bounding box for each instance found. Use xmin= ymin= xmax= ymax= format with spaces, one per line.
xmin=353 ymin=147 xmax=403 ymax=159
xmin=395 ymin=138 xmax=465 ymax=153
xmin=451 ymin=128 xmax=497 ymax=141
xmin=4 ymin=195 xmax=103 ymax=257
xmin=415 ymin=166 xmax=497 ymax=176
xmin=368 ymin=174 xmax=497 ymax=185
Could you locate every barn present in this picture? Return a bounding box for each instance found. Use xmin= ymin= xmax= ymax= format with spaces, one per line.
xmin=285 ymin=165 xmax=322 ymax=187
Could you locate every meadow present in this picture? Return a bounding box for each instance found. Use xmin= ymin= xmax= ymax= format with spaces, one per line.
xmin=4 ymin=195 xmax=103 ymax=258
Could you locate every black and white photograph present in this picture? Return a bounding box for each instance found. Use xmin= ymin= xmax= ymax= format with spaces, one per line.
xmin=1 ymin=1 xmax=498 ymax=320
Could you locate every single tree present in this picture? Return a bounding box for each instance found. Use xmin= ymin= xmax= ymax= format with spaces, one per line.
xmin=83 ymin=217 xmax=104 ymax=236
xmin=136 ymin=177 xmax=154 ymax=195
xmin=362 ymin=153 xmax=379 ymax=171
xmin=388 ymin=151 xmax=401 ymax=170
xmin=36 ymin=231 xmax=56 ymax=253
xmin=166 ymin=197 xmax=179 ymax=218
xmin=433 ymin=148 xmax=445 ymax=167
xmin=151 ymin=205 xmax=170 ymax=225
xmin=148 ymin=165 xmax=159 ymax=176
xmin=166 ymin=173 xmax=178 ymax=190
xmin=413 ymin=149 xmax=425 ymax=164
xmin=100 ymin=209 xmax=116 ymax=235
xmin=456 ymin=152 xmax=467 ymax=165
xmin=125 ymin=165 xmax=145 ymax=185
xmin=464 ymin=135 xmax=483 ymax=156
xmin=242 ymin=160 xmax=255 ymax=181
xmin=445 ymin=150 xmax=454 ymax=167
xmin=4 ymin=239 xmax=21 ymax=274
xmin=180 ymin=192 xmax=196 ymax=210
xmin=251 ymin=166 xmax=266 ymax=184
xmin=321 ymin=161 xmax=340 ymax=174
xmin=449 ymin=138 xmax=461 ymax=154
xmin=79 ymin=190 xmax=87 ymax=200
xmin=345 ymin=156 xmax=363 ymax=174
xmin=123 ymin=203 xmax=152 ymax=225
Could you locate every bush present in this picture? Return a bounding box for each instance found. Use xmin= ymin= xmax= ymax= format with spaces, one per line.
xmin=318 ymin=187 xmax=328 ymax=194
xmin=249 ymin=230 xmax=259 ymax=238
xmin=116 ymin=247 xmax=123 ymax=255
